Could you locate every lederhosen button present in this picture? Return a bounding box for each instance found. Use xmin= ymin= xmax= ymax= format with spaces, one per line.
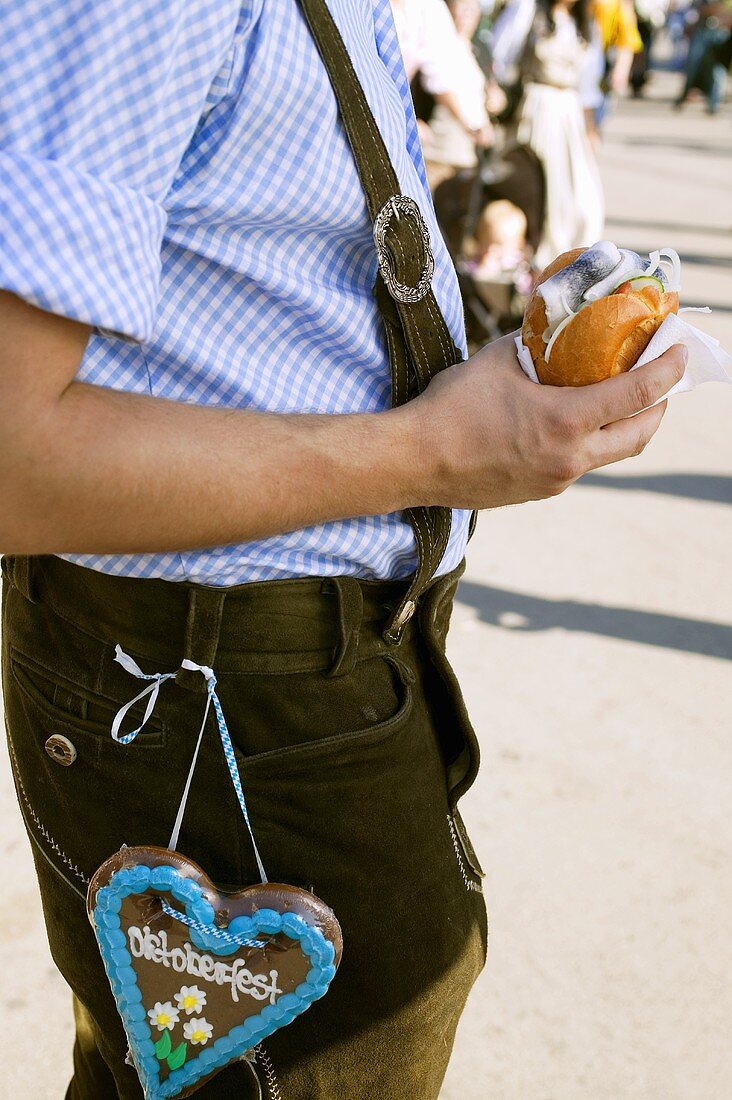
xmin=45 ymin=734 xmax=77 ymax=766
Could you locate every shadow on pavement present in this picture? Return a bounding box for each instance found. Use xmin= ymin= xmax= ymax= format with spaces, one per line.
xmin=576 ymin=472 xmax=732 ymax=505
xmin=606 ymin=215 xmax=732 ymax=238
xmin=615 ymin=135 xmax=732 ymax=158
xmin=455 ymin=580 xmax=732 ymax=660
xmin=672 ymin=253 xmax=732 ymax=270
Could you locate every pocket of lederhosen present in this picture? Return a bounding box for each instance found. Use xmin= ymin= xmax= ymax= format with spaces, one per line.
xmin=0 ymin=580 xmax=248 ymax=894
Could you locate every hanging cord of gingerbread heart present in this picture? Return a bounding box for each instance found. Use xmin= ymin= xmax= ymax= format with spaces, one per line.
xmin=111 ymin=645 xmax=269 ymax=885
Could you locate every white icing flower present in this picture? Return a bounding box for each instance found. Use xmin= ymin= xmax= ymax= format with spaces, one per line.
xmin=183 ymin=1017 xmax=213 ymax=1046
xmin=147 ymin=1001 xmax=179 ymax=1032
xmin=174 ymin=985 xmax=207 ymax=1015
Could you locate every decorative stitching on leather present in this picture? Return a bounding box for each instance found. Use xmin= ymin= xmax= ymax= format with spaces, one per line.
xmin=5 ymin=729 xmax=90 ymax=886
xmin=388 ymin=231 xmax=430 ymax=389
xmin=414 ymin=508 xmax=436 ymax=575
xmin=411 ymin=511 xmax=427 ymax=571
xmin=383 ymin=509 xmax=426 ymax=639
xmin=255 ymin=1044 xmax=282 ymax=1100
xmin=307 ymin=13 xmax=395 ymax=194
xmin=432 ymin=294 xmax=454 ymax=368
xmin=390 ymin=221 xmax=453 ymax=381
xmin=390 ymin=234 xmax=433 ymax=393
xmin=408 ymin=318 xmax=431 ymax=390
xmin=383 ymin=319 xmax=404 ymax=408
xmin=447 ymin=813 xmax=482 ymax=894
xmin=392 ymin=219 xmax=426 ymax=310
xmin=432 ymin=507 xmax=453 ymax=575
xmin=425 ymin=295 xmax=453 ymax=370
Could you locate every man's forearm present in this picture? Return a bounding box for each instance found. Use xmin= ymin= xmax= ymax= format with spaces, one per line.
xmin=1 ymin=380 xmax=423 ymax=554
xmin=0 ymin=293 xmax=685 ymax=555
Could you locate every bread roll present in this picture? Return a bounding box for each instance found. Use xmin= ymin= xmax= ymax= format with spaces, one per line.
xmin=522 ymin=249 xmax=679 ymax=387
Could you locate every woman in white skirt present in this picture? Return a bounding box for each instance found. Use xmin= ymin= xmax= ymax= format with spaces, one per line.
xmin=514 ymin=0 xmax=605 ymax=269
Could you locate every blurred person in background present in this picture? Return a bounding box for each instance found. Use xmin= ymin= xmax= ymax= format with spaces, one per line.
xmin=630 ymin=0 xmax=670 ymax=95
xmin=512 ymin=0 xmax=605 ymax=268
xmin=674 ymin=0 xmax=732 ymax=111
xmin=489 ymin=0 xmax=539 ymax=110
xmin=421 ymin=0 xmax=508 ymax=188
xmin=579 ymin=13 xmax=607 ymax=147
xmin=668 ymin=0 xmax=695 ymax=67
xmin=390 ymin=0 xmax=497 ymax=188
xmin=593 ymin=0 xmax=643 ymax=123
xmin=405 ymin=1 xmax=536 ymax=288
xmin=468 ymin=198 xmax=532 ymax=283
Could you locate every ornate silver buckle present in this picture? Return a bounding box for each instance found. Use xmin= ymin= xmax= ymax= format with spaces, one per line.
xmin=373 ymin=195 xmax=434 ymax=304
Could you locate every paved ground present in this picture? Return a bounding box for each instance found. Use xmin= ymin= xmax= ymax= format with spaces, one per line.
xmin=1 ymin=59 xmax=730 ymax=1100
xmin=441 ymin=65 xmax=732 ymax=1100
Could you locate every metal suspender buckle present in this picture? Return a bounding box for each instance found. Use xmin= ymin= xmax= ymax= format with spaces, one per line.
xmin=373 ymin=195 xmax=434 ymax=304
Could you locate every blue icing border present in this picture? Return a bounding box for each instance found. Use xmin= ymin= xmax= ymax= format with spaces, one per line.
xmin=92 ymin=863 xmax=336 ymax=1100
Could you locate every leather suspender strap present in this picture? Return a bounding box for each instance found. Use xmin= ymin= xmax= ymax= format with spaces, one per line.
xmin=297 ymin=0 xmax=463 ymax=642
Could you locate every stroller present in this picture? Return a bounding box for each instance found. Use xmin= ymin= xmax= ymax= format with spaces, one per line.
xmin=432 ymin=141 xmax=546 ymax=351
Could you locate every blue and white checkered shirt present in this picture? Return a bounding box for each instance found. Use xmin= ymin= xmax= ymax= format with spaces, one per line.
xmin=0 ymin=0 xmax=470 ymax=585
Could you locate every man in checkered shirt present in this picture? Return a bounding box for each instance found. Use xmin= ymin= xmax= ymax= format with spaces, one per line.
xmin=0 ymin=1 xmax=683 ymax=1097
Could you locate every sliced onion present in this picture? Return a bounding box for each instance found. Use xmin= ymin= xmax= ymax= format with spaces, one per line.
xmin=545 ymin=288 xmax=576 ymax=337
xmin=541 ymin=289 xmax=578 ymax=340
xmin=610 ymin=268 xmax=651 ymax=285
xmin=658 ymin=248 xmax=681 ymax=292
xmin=613 ymin=251 xmax=662 ymax=285
xmin=604 ymin=249 xmax=675 ymax=294
xmin=545 ymin=309 xmax=578 ymax=361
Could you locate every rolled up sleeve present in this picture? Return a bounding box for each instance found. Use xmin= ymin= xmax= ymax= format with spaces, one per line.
xmin=0 ymin=0 xmax=239 ymax=342
xmin=0 ymin=151 xmax=166 ymax=342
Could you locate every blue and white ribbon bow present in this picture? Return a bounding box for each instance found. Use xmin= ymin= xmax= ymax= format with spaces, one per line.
xmin=111 ymin=645 xmax=268 ymax=883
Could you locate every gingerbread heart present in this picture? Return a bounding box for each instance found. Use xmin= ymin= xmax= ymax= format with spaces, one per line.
xmin=88 ymin=847 xmax=342 ymax=1099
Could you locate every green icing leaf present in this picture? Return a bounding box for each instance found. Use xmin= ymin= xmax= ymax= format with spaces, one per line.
xmin=167 ymin=1042 xmax=187 ymax=1071
xmin=154 ymin=1030 xmax=172 ymax=1060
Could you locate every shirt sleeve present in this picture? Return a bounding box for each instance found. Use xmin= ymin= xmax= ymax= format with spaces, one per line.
xmin=0 ymin=1 xmax=239 ymax=342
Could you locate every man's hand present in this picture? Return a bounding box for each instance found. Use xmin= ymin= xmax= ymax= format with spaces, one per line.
xmin=407 ymin=333 xmax=685 ymax=510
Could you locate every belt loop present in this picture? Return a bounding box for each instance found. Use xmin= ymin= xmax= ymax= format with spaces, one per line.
xmin=2 ymin=555 xmax=40 ymax=603
xmin=325 ymin=576 xmax=363 ymax=678
xmin=176 ymin=586 xmax=227 ymax=692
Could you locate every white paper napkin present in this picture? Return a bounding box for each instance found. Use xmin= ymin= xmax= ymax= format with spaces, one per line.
xmin=515 ymin=312 xmax=732 ymax=397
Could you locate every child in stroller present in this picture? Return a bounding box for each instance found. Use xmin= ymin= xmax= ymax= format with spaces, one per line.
xmin=431 ymin=141 xmax=546 ymax=350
